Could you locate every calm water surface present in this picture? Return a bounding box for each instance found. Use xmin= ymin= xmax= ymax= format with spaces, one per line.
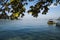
xmin=0 ymin=19 xmax=60 ymax=40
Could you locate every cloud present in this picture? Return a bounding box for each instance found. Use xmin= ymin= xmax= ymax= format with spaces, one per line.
xmin=49 ymin=3 xmax=60 ymax=8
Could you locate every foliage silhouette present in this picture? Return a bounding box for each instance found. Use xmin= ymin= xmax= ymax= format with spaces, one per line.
xmin=0 ymin=0 xmax=60 ymax=20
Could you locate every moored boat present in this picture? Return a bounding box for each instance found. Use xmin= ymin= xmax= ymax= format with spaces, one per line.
xmin=47 ymin=19 xmax=56 ymax=25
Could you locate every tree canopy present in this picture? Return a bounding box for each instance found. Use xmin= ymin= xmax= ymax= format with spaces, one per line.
xmin=0 ymin=0 xmax=60 ymax=20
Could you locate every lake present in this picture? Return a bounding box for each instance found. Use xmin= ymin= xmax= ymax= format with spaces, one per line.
xmin=0 ymin=19 xmax=60 ymax=40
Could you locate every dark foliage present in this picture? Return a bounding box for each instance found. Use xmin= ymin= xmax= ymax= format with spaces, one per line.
xmin=0 ymin=0 xmax=60 ymax=20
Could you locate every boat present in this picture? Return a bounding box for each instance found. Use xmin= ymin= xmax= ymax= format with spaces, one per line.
xmin=47 ymin=19 xmax=56 ymax=25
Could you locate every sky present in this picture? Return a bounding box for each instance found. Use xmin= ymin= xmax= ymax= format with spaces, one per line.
xmin=0 ymin=0 xmax=60 ymax=26
xmin=23 ymin=0 xmax=60 ymax=19
xmin=0 ymin=0 xmax=60 ymax=19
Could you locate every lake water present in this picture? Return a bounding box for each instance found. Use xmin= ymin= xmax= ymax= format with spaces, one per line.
xmin=0 ymin=19 xmax=60 ymax=40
